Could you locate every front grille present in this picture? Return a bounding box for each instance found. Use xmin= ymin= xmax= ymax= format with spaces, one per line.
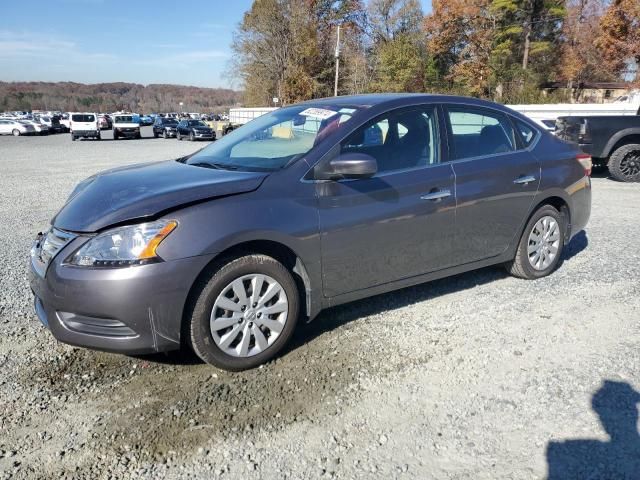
xmin=37 ymin=227 xmax=75 ymax=265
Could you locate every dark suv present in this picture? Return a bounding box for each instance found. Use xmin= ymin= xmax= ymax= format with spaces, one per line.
xmin=29 ymin=94 xmax=591 ymax=371
xmin=153 ymin=117 xmax=179 ymax=139
xmin=177 ymin=119 xmax=215 ymax=141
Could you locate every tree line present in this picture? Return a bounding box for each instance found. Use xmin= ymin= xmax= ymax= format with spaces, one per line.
xmin=0 ymin=82 xmax=241 ymax=113
xmin=231 ymin=0 xmax=640 ymax=105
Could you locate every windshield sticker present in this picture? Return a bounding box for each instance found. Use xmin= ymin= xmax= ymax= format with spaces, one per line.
xmin=299 ymin=108 xmax=338 ymax=120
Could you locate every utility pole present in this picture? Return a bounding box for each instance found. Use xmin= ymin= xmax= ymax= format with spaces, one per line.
xmin=334 ymin=24 xmax=341 ymax=97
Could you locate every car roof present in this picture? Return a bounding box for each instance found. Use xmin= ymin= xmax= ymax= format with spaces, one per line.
xmin=297 ymin=93 xmax=518 ymax=115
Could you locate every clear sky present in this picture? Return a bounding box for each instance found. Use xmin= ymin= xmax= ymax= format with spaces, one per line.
xmin=1 ymin=0 xmax=432 ymax=88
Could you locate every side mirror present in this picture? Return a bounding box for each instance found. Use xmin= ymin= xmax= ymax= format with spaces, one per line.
xmin=317 ymin=153 xmax=378 ymax=180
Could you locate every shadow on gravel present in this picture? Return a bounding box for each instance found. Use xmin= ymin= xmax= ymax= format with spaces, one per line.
xmin=288 ymin=230 xmax=589 ymax=354
xmin=546 ymin=380 xmax=640 ymax=480
xmin=562 ymin=230 xmax=588 ymax=263
xmin=288 ymin=265 xmax=509 ymax=354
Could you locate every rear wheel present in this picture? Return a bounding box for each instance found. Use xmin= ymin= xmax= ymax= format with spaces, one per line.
xmin=608 ymin=144 xmax=640 ymax=182
xmin=506 ymin=205 xmax=565 ymax=280
xmin=188 ymin=254 xmax=300 ymax=371
xmin=12 ymin=129 xmax=20 ymax=136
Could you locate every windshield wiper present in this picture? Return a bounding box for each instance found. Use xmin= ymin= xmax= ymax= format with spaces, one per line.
xmin=190 ymin=162 xmax=240 ymax=171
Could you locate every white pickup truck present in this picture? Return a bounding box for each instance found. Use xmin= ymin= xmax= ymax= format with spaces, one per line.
xmin=113 ymin=114 xmax=141 ymax=140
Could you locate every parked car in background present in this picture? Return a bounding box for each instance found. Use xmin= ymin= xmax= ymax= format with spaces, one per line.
xmin=153 ymin=117 xmax=179 ymax=138
xmin=0 ymin=118 xmax=35 ymax=136
xmin=556 ymin=115 xmax=640 ymax=182
xmin=29 ymin=94 xmax=591 ymax=371
xmin=59 ymin=113 xmax=71 ymax=131
xmin=98 ymin=115 xmax=112 ymax=130
xmin=139 ymin=115 xmax=154 ymax=126
xmin=113 ymin=114 xmax=141 ymax=140
xmin=21 ymin=119 xmax=49 ymax=135
xmin=176 ymin=119 xmax=215 ymax=141
xmin=70 ymin=113 xmax=100 ymax=141
xmin=37 ymin=115 xmax=65 ymax=134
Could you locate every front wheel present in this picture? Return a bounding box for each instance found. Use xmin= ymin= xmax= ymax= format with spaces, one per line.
xmin=506 ymin=205 xmax=565 ymax=280
xmin=608 ymin=144 xmax=640 ymax=182
xmin=188 ymin=254 xmax=300 ymax=371
xmin=12 ymin=129 xmax=20 ymax=136
xmin=177 ymin=131 xmax=182 ymax=141
xmin=189 ymin=131 xmax=195 ymax=141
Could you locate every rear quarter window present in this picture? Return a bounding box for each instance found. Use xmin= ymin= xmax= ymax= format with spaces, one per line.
xmin=513 ymin=118 xmax=539 ymax=147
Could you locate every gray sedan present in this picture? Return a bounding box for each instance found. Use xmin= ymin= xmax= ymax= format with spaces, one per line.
xmin=30 ymin=94 xmax=591 ymax=371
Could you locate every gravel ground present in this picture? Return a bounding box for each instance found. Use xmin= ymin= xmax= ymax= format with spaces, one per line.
xmin=1 ymin=130 xmax=639 ymax=479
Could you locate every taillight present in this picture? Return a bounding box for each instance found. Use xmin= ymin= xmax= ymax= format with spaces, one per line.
xmin=576 ymin=153 xmax=592 ymax=176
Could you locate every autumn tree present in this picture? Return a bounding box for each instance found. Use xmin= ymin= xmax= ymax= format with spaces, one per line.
xmin=368 ymin=0 xmax=426 ymax=92
xmin=424 ymin=0 xmax=494 ymax=96
xmin=596 ymin=0 xmax=640 ymax=84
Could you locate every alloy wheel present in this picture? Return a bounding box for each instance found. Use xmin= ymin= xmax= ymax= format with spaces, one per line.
xmin=620 ymin=151 xmax=640 ymax=178
xmin=527 ymin=215 xmax=560 ymax=270
xmin=210 ymin=274 xmax=288 ymax=358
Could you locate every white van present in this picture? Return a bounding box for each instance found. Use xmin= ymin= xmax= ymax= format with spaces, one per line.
xmin=70 ymin=112 xmax=100 ymax=141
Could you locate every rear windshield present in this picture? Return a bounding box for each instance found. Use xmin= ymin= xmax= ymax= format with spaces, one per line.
xmin=115 ymin=116 xmax=134 ymax=123
xmin=72 ymin=114 xmax=95 ymax=122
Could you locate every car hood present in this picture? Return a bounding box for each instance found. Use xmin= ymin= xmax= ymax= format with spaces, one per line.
xmin=53 ymin=160 xmax=269 ymax=233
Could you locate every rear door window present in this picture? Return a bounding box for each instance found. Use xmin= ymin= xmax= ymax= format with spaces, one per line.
xmin=445 ymin=106 xmax=515 ymax=160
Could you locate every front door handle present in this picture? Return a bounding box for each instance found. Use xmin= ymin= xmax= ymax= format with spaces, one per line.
xmin=420 ymin=189 xmax=452 ymax=201
xmin=513 ymin=175 xmax=537 ymax=185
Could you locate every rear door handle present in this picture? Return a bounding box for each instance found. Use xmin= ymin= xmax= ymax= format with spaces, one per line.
xmin=420 ymin=189 xmax=452 ymax=201
xmin=513 ymin=175 xmax=537 ymax=185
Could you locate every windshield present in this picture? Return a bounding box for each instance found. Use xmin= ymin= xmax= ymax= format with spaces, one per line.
xmin=115 ymin=116 xmax=134 ymax=123
xmin=185 ymin=104 xmax=364 ymax=171
xmin=72 ymin=114 xmax=95 ymax=122
xmin=187 ymin=120 xmax=207 ymax=127
xmin=163 ymin=119 xmax=178 ymax=125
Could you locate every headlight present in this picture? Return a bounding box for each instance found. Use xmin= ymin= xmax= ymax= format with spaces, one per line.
xmin=68 ymin=220 xmax=177 ymax=267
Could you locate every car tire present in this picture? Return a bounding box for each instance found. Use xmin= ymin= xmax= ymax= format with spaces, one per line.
xmin=12 ymin=129 xmax=20 ymax=136
xmin=187 ymin=254 xmax=300 ymax=371
xmin=113 ymin=132 xmax=118 ymax=140
xmin=153 ymin=131 xmax=159 ymax=138
xmin=163 ymin=130 xmax=168 ymax=139
xmin=189 ymin=131 xmax=195 ymax=141
xmin=71 ymin=135 xmax=76 ymax=141
xmin=97 ymin=133 xmax=101 ymax=141
xmin=608 ymin=144 xmax=640 ymax=183
xmin=177 ymin=131 xmax=182 ymax=141
xmin=506 ymin=204 xmax=565 ymax=280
